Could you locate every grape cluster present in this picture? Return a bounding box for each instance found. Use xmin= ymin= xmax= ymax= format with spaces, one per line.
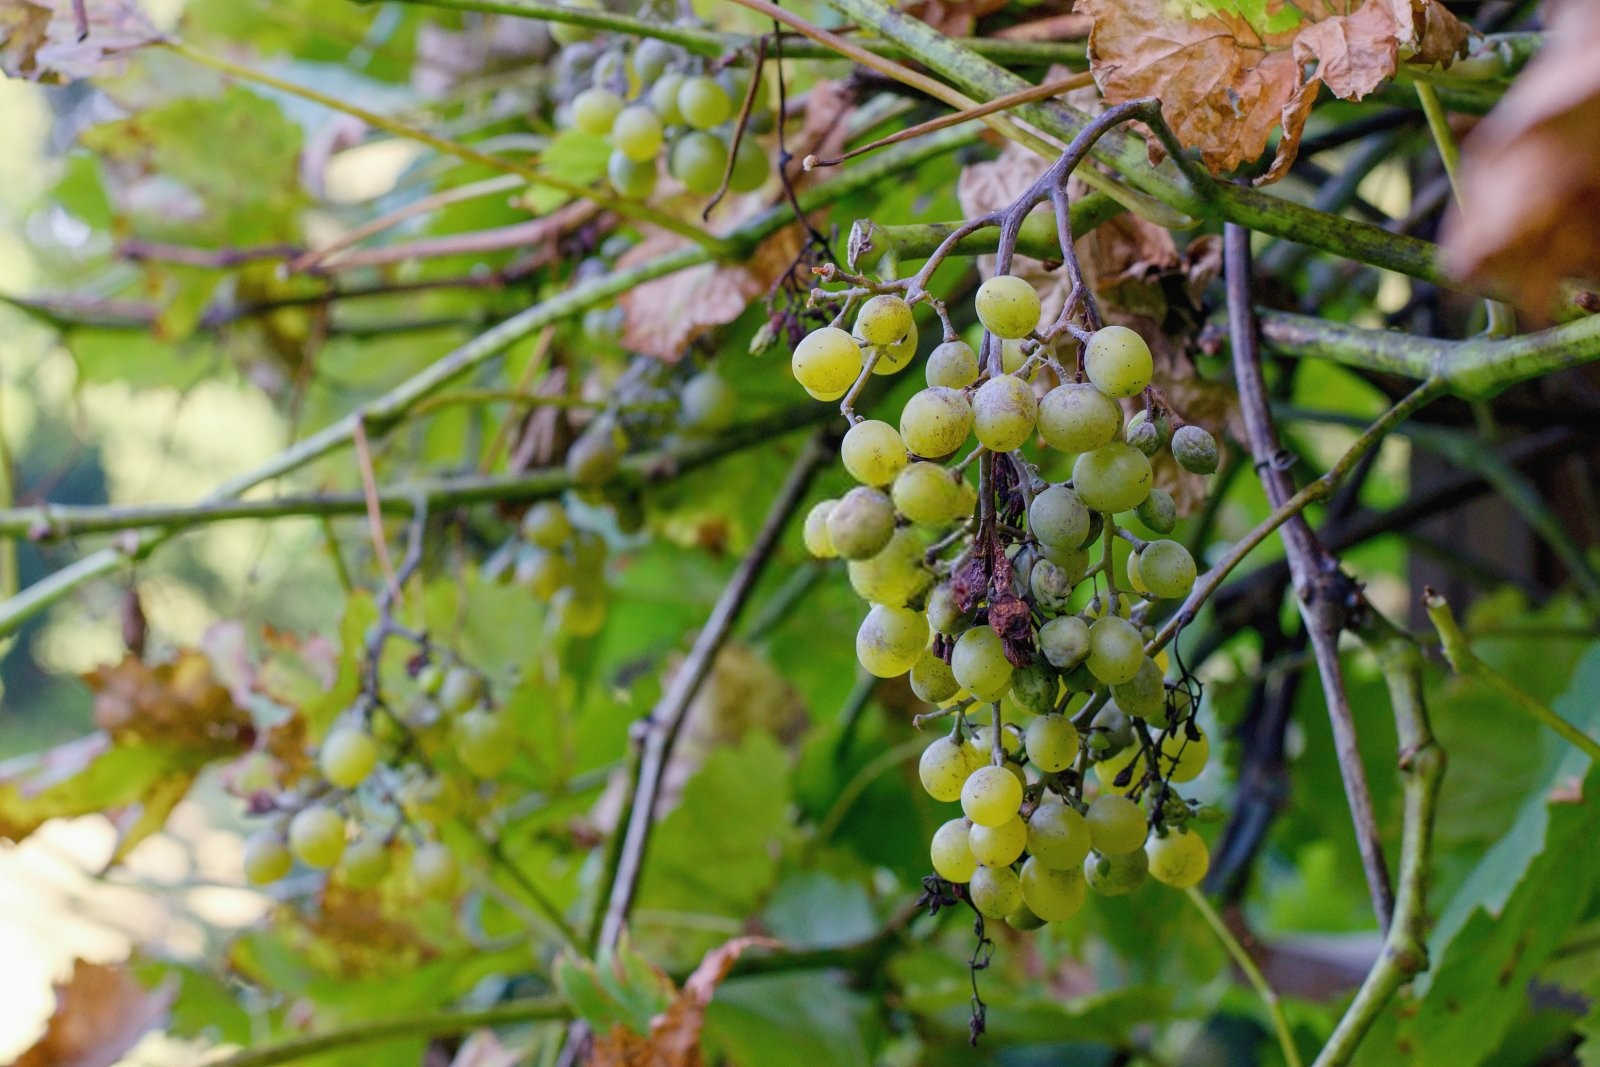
xmin=488 ymin=499 xmax=611 ymax=637
xmin=794 ymin=273 xmax=1222 ymax=931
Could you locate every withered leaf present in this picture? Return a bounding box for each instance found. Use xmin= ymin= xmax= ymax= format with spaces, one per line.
xmin=0 ymin=0 xmax=161 ymax=83
xmin=13 ymin=960 xmax=174 ymax=1067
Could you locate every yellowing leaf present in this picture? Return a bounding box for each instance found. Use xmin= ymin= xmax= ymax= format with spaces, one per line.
xmin=1079 ymin=0 xmax=1469 ymax=180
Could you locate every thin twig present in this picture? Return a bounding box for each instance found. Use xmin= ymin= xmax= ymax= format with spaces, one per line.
xmin=352 ymin=416 xmax=400 ymax=600
xmin=289 ymin=174 xmax=526 ymax=272
xmin=1186 ymin=888 xmax=1303 ymax=1067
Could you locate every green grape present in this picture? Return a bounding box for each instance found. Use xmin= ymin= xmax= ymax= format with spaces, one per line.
xmin=791 ymin=326 xmax=862 ymax=401
xmin=1025 ymin=714 xmax=1079 ymax=772
xmin=632 ymin=38 xmax=675 ymax=84
xmin=930 ymin=817 xmax=978 ymax=882
xmin=611 ymin=104 xmax=664 ymax=161
xmin=854 ymin=294 xmax=914 ymax=347
xmin=1009 ymin=662 xmax=1056 ymax=715
xmin=1040 ymin=539 xmax=1092 ymax=580
xmin=910 ymin=649 xmax=960 ymax=703
xmin=590 ymin=50 xmax=629 ymax=92
xmin=522 ymin=501 xmax=572 ymax=549
xmin=892 ymin=461 xmax=964 ymax=526
xmin=727 ymin=135 xmax=767 ymax=192
xmin=288 ymin=805 xmax=346 ymax=869
xmin=1134 ymin=487 xmax=1177 ymax=534
xmin=951 ymin=626 xmax=1013 ymax=702
xmin=1110 ymin=657 xmax=1165 ymax=718
xmin=456 ymin=708 xmax=516 ymax=778
xmin=340 ymin=834 xmax=390 ymax=889
xmin=974 ymin=275 xmax=1041 ymax=339
xmin=1087 ymin=615 xmax=1145 ymax=686
xmin=847 ymin=527 xmax=930 ymax=606
xmin=1021 ymin=856 xmax=1088 ymax=921
xmin=1171 ymin=424 xmax=1220 ymax=474
xmin=320 ymin=725 xmax=378 ymax=788
xmin=677 ymin=75 xmax=732 ymax=128
xmin=680 ymin=369 xmax=735 ymax=432
xmin=571 ymin=87 xmax=623 ymax=136
xmin=607 ymin=148 xmax=655 ymax=198
xmin=1027 ymin=800 xmax=1092 ymax=870
xmin=438 ymin=667 xmax=482 ymax=715
xmin=1125 ymin=409 xmax=1169 ymax=457
xmin=1092 ymin=739 xmax=1140 ymax=789
xmin=925 ymin=582 xmax=967 ymax=634
xmin=1138 ymin=539 xmax=1197 ymax=600
xmin=550 ymin=586 xmax=606 ymax=636
xmin=573 ymin=529 xmax=608 ymax=572
xmin=855 ymin=603 xmax=928 ymax=678
xmin=840 ymin=419 xmax=908 ymax=486
xmin=1160 ymin=728 xmax=1209 ymax=783
xmin=969 ymin=813 xmax=1028 ymax=866
xmin=1084 ymin=848 xmax=1148 ymax=895
xmin=969 ymin=863 xmax=1024 ymax=918
xmin=1037 ymin=383 xmax=1122 ymax=453
xmin=1000 ymin=338 xmax=1027 ymax=374
xmin=416 ymin=662 xmax=444 ymax=696
xmin=1146 ymin=827 xmax=1210 ymax=888
xmin=566 ymin=419 xmax=622 ymax=485
xmin=1030 ymin=558 xmax=1077 ymax=614
xmin=898 ymin=386 xmax=972 ymax=459
xmin=518 ymin=546 xmax=570 ymax=601
xmin=1085 ymin=794 xmax=1147 ymax=855
xmin=960 ymin=763 xmax=1024 ymax=827
xmin=243 ymin=830 xmax=292 ymax=884
xmin=716 ymin=66 xmax=770 ymax=112
xmin=1029 ymin=485 xmax=1090 ymax=549
xmin=919 ymin=735 xmax=979 ymax=802
xmin=968 ymin=723 xmax=1023 ymax=761
xmin=670 ymin=131 xmax=728 ymax=195
xmin=802 ymin=500 xmax=837 ymax=559
xmin=1038 ymin=615 xmax=1090 ymax=670
xmin=871 ymin=326 xmax=919 ymax=377
xmin=925 ymin=339 xmax=980 ymax=388
xmin=1072 ymin=442 xmax=1152 ymax=514
xmin=411 ymin=841 xmax=459 ymax=898
xmin=971 ymin=374 xmax=1037 ymax=452
xmin=549 ymin=0 xmax=599 ymax=43
xmin=649 ymin=71 xmax=686 ymax=123
xmin=1006 ymin=903 xmax=1047 ymax=930
xmin=1083 ymin=325 xmax=1153 ymax=398
xmin=825 ymin=486 xmax=894 ymax=560
xmin=1091 ymin=703 xmax=1134 ymax=755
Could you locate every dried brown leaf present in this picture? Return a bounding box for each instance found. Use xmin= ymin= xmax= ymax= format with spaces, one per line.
xmin=1079 ymin=0 xmax=1468 ymax=180
xmin=902 ymin=0 xmax=1007 ymax=38
xmin=85 ymin=651 xmax=253 ymax=748
xmin=13 ymin=960 xmax=174 ymax=1067
xmin=0 ymin=0 xmax=161 ymax=83
xmin=1442 ymin=0 xmax=1600 ymax=316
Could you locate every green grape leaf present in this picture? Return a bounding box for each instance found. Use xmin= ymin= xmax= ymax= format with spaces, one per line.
xmin=703 ymin=971 xmax=880 ymax=1067
xmin=538 ymin=129 xmax=610 ymax=188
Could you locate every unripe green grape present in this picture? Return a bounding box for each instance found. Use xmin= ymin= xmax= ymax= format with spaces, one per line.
xmin=1138 ymin=539 xmax=1197 ymax=600
xmin=727 ymin=135 xmax=767 ymax=192
xmin=1000 ymin=338 xmax=1027 ymax=374
xmin=416 ymin=663 xmax=444 ymax=696
xmin=1021 ymin=856 xmax=1088 ymax=921
xmin=967 ymin=723 xmax=1023 ymax=762
xmin=961 ymin=763 xmax=1024 ymax=827
xmin=791 ymin=326 xmax=862 ymax=401
xmin=969 ymin=813 xmax=1028 ymax=866
xmin=590 ymin=52 xmax=629 ymax=94
xmin=1029 ymin=485 xmax=1090 ymax=549
xmin=550 ymin=586 xmax=606 ymax=637
xmin=1072 ymin=443 xmax=1152 ymax=514
xmin=826 ymin=486 xmax=894 ymax=560
xmin=925 ymin=582 xmax=966 ymax=634
xmin=802 ymin=500 xmax=837 ymax=559
xmin=1085 ymin=794 xmax=1147 ymax=855
xmin=573 ymin=528 xmax=608 ymax=572
xmin=716 ymin=66 xmax=770 ymax=113
xmin=1171 ymin=424 xmax=1220 ymax=475
xmin=632 ymin=38 xmax=675 ymax=84
xmin=1038 ymin=614 xmax=1090 ymax=671
xmin=971 ymin=374 xmax=1037 ymax=452
xmin=438 ymin=667 xmax=482 ymax=715
xmin=1027 ymin=801 xmax=1092 ymax=870
xmin=910 ymin=649 xmax=960 ymax=703
xmin=1038 ymin=540 xmax=1090 ymax=582
xmin=855 ymin=604 xmax=928 ymax=678
xmin=456 ymin=708 xmax=516 ymax=778
xmin=411 ymin=841 xmax=459 ymax=899
xmin=340 ymin=834 xmax=390 ymax=889
xmin=1037 ymin=383 xmax=1122 ymax=453
xmin=969 ymin=863 xmax=1024 ymax=918
xmin=1160 ymin=728 xmax=1209 ymax=783
xmin=522 ymin=501 xmax=572 ymax=549
xmin=892 ymin=461 xmax=965 ymax=526
xmin=899 ymin=387 xmax=972 ymax=459
xmin=847 ymin=527 xmax=930 ymax=606
xmin=1135 ymin=487 xmax=1177 ymax=535
xmin=854 ymin=294 xmax=914 ymax=347
xmin=919 ymin=735 xmax=978 ymax=802
xmin=872 ymin=319 xmax=919 ymax=376
xmin=925 ymin=339 xmax=980 ymax=388
xmin=677 ymin=75 xmax=731 ymax=128
xmin=1025 ymin=714 xmax=1079 ymax=772
xmin=1146 ymin=828 xmax=1210 ymax=888
xmin=679 ymin=369 xmax=735 ymax=432
xmin=611 ymin=105 xmax=664 ymax=161
xmin=1083 ymin=325 xmax=1153 ymax=398
xmin=1029 ymin=559 xmax=1075 ymax=615
xmin=1125 ymin=409 xmax=1169 ymax=456
xmin=649 ymin=71 xmax=686 ymax=123
xmin=841 ymin=419 xmax=907 ymax=486
xmin=975 ymin=275 xmax=1041 ymax=339
xmin=607 ymin=147 xmax=656 ymax=198
xmin=320 ymin=725 xmax=378 ymax=788
xmin=1084 ymin=848 xmax=1148 ymax=895
xmin=571 ymin=87 xmax=622 ymax=135
xmin=1092 ymin=739 xmax=1140 ymax=790
xmin=669 ymin=131 xmax=728 ymax=195
xmin=1009 ymin=662 xmax=1057 ymax=715
xmin=518 ymin=546 xmax=570 ymax=601
xmin=243 ymin=830 xmax=293 ymax=884
xmin=289 ymin=805 xmax=346 ymax=869
xmin=567 ymin=419 xmax=622 ymax=485
xmin=1006 ymin=903 xmax=1047 ymax=930
xmin=951 ymin=626 xmax=1013 ymax=702
xmin=930 ymin=817 xmax=978 ymax=882
xmin=1110 ymin=657 xmax=1165 ymax=719
xmin=1091 ymin=703 xmax=1134 ymax=756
